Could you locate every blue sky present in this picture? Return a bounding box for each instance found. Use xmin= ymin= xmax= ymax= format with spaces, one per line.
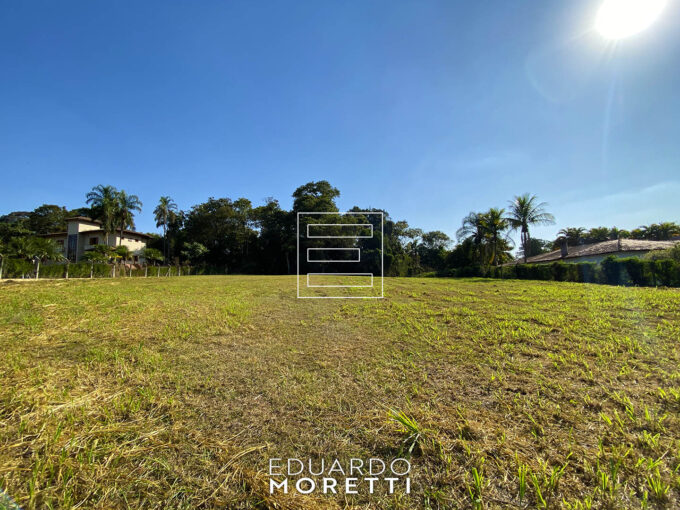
xmin=1 ymin=1 xmax=679 ymax=245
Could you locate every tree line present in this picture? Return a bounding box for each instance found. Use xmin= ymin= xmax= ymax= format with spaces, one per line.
xmin=1 ymin=180 xmax=678 ymax=277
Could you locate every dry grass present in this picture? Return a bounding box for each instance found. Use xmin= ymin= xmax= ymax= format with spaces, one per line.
xmin=0 ymin=276 xmax=679 ymax=509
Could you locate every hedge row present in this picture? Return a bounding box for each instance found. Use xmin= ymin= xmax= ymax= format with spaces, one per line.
xmin=447 ymin=256 xmax=680 ymax=287
xmin=0 ymin=259 xmax=190 ymax=279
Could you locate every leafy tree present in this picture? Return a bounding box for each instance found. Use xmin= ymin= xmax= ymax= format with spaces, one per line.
xmin=644 ymin=244 xmax=680 ymax=262
xmin=253 ymin=198 xmax=294 ymax=274
xmin=446 ymin=238 xmax=478 ymax=270
xmin=141 ymin=247 xmax=164 ymax=266
xmin=421 ymin=231 xmax=451 ymax=250
xmin=183 ymin=197 xmax=255 ymax=270
xmin=28 ymin=204 xmax=68 ymax=234
xmin=115 ymin=191 xmax=143 ymax=246
xmin=292 ymin=181 xmax=340 ymax=212
xmin=0 ymin=211 xmax=31 ymax=228
xmin=9 ymin=238 xmax=64 ymax=279
xmin=86 ymin=185 xmax=119 ymax=245
xmin=518 ymin=238 xmax=553 ymax=259
xmin=154 ymin=196 xmax=178 ymax=262
xmin=506 ymin=194 xmax=555 ymax=262
xmin=416 ymin=231 xmax=451 ymax=271
xmin=181 ymin=242 xmax=208 ymax=264
xmin=82 ymin=248 xmax=111 ymax=263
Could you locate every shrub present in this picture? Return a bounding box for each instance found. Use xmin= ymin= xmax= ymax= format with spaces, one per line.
xmin=516 ymin=263 xmax=552 ymax=281
xmin=601 ymin=256 xmax=622 ymax=285
xmin=2 ymin=258 xmax=33 ymax=278
xmin=623 ymin=258 xmax=647 ymax=286
xmin=457 ymin=266 xmax=482 ymax=277
xmin=551 ymin=262 xmax=578 ymax=282
xmin=575 ymin=262 xmax=598 ymax=283
xmin=653 ymin=259 xmax=679 ymax=287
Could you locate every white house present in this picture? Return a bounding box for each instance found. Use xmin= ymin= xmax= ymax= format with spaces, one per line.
xmin=41 ymin=216 xmax=151 ymax=262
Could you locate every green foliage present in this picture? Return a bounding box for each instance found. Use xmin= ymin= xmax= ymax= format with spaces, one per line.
xmin=27 ymin=204 xmax=68 ymax=234
xmin=141 ymin=247 xmax=163 ymax=265
xmin=507 ymin=193 xmax=555 ymax=260
xmin=291 ymin=180 xmax=339 ymax=213
xmin=645 ymin=244 xmax=680 ymax=262
xmin=601 ymin=256 xmax=622 ymax=285
xmin=487 ymin=257 xmax=680 ymax=287
xmin=83 ymin=245 xmax=114 ymax=263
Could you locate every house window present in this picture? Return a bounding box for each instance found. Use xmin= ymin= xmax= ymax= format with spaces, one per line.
xmin=57 ymin=240 xmax=65 ymax=251
xmin=67 ymin=234 xmax=78 ymax=261
xmin=89 ymin=237 xmax=99 ymax=246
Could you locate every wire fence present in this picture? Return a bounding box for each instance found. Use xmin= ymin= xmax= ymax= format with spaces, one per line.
xmin=0 ymin=259 xmax=192 ymax=280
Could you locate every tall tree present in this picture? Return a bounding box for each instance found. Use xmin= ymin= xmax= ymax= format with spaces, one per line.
xmin=556 ymin=227 xmax=586 ymax=247
xmin=29 ymin=238 xmax=65 ymax=278
xmin=457 ymin=212 xmax=486 ymax=264
xmin=481 ymin=208 xmax=512 ymax=266
xmin=115 ymin=191 xmax=143 ymax=246
xmin=583 ymin=226 xmax=610 ymax=244
xmin=506 ymin=194 xmax=555 ymax=262
xmin=292 ymin=181 xmax=340 ymax=212
xmin=28 ymin=204 xmax=68 ymax=234
xmin=154 ymin=196 xmax=178 ymax=261
xmin=86 ymin=185 xmax=119 ymax=245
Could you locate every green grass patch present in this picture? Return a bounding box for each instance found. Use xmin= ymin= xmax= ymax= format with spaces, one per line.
xmin=0 ymin=276 xmax=679 ymax=508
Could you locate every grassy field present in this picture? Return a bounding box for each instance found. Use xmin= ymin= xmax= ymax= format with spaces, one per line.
xmin=0 ymin=276 xmax=679 ymax=509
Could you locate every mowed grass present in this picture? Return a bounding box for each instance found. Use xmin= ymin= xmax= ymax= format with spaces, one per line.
xmin=0 ymin=276 xmax=679 ymax=509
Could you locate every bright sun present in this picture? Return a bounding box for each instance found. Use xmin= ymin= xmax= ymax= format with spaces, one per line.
xmin=596 ymin=0 xmax=667 ymax=39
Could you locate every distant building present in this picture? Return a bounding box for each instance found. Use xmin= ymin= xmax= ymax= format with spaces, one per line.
xmin=514 ymin=238 xmax=679 ymax=265
xmin=41 ymin=216 xmax=151 ymax=262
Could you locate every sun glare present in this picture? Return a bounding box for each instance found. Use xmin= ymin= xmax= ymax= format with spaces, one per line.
xmin=596 ymin=0 xmax=667 ymax=39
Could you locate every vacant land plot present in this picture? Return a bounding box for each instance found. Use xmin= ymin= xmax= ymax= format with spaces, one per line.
xmin=0 ymin=276 xmax=679 ymax=509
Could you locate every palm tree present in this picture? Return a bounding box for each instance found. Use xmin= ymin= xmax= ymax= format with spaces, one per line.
xmin=457 ymin=212 xmax=486 ymax=264
xmin=9 ymin=237 xmax=34 ymax=260
xmin=506 ymin=194 xmax=555 ymax=262
xmin=28 ymin=238 xmax=65 ymax=279
xmin=638 ymin=222 xmax=680 ymax=241
xmin=557 ymin=227 xmax=586 ymax=247
xmin=584 ymin=226 xmax=610 ymax=244
xmin=481 ymin=208 xmax=512 ymax=266
xmin=86 ymin=185 xmax=119 ymax=246
xmin=154 ymin=196 xmax=178 ymax=262
xmin=115 ymin=191 xmax=143 ymax=246
xmin=83 ymin=247 xmax=111 ymax=278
